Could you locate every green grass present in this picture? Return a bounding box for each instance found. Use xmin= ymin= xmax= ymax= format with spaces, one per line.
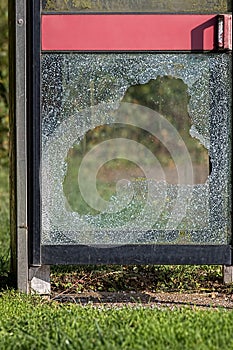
xmin=0 ymin=290 xmax=233 ymax=350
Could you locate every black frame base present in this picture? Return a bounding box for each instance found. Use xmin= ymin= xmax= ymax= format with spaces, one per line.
xmin=41 ymin=244 xmax=232 ymax=265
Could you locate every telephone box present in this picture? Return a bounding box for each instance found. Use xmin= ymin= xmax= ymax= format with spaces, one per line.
xmin=9 ymin=1 xmax=232 ymax=293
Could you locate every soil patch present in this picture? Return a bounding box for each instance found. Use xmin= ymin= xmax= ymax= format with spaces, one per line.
xmin=52 ymin=291 xmax=233 ymax=309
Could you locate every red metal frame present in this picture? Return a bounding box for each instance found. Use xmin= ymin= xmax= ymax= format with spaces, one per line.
xmin=42 ymin=14 xmax=219 ymax=51
xmin=218 ymin=14 xmax=232 ymax=50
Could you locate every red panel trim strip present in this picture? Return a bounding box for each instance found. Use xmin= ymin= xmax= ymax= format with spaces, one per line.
xmin=218 ymin=15 xmax=232 ymax=50
xmin=42 ymin=14 xmax=218 ymax=51
xmin=222 ymin=15 xmax=232 ymax=50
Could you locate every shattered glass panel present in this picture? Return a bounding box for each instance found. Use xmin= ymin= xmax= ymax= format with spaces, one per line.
xmin=42 ymin=0 xmax=232 ymax=13
xmin=41 ymin=53 xmax=231 ymax=245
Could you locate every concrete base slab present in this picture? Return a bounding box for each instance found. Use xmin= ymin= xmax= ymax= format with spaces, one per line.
xmin=223 ymin=266 xmax=233 ymax=284
xmin=29 ymin=265 xmax=51 ymax=294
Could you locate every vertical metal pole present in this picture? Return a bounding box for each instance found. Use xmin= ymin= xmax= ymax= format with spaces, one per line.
xmin=9 ymin=0 xmax=50 ymax=294
xmin=9 ymin=0 xmax=28 ymax=292
xmin=27 ymin=0 xmax=42 ymax=267
xmin=27 ymin=0 xmax=51 ymax=294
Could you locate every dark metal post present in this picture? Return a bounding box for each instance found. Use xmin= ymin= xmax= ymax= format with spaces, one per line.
xmin=9 ymin=0 xmax=28 ymax=292
xmin=9 ymin=0 xmax=50 ymax=294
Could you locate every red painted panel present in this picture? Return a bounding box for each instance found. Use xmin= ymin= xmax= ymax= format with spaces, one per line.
xmin=41 ymin=14 xmax=218 ymax=51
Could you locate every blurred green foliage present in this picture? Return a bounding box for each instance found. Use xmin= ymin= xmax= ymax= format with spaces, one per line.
xmin=43 ymin=0 xmax=231 ymax=12
xmin=0 ymin=166 xmax=10 ymax=269
xmin=0 ymin=0 xmax=8 ymax=166
xmin=0 ymin=1 xmax=10 ymax=278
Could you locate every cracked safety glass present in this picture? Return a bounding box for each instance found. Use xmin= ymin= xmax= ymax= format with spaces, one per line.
xmin=41 ymin=53 xmax=231 ymax=245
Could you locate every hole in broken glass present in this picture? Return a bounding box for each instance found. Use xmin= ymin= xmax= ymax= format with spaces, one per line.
xmin=63 ymin=77 xmax=209 ymax=215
